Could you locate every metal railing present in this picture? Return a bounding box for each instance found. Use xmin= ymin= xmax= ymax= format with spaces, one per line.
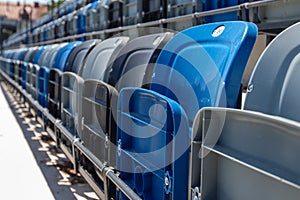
xmin=3 ymin=0 xmax=282 ymax=49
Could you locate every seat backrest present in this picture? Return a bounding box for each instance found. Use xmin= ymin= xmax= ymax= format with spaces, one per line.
xmin=86 ymin=1 xmax=99 ymax=31
xmin=244 ymin=22 xmax=300 ymax=123
xmin=52 ymin=41 xmax=82 ymax=71
xmin=167 ymin=0 xmax=201 ymax=31
xmin=64 ymin=39 xmax=101 ymax=73
xmin=38 ymin=66 xmax=50 ymax=107
xmin=23 ymin=47 xmax=38 ymax=63
xmin=108 ymin=0 xmax=123 ymax=29
xmin=80 ymin=37 xmax=129 ymax=80
xmin=38 ymin=44 xmax=61 ymax=67
xmin=59 ymin=37 xmax=129 ymax=136
xmin=141 ymin=0 xmax=167 ymax=22
xmin=150 ymin=21 xmax=257 ymax=126
xmin=33 ymin=46 xmax=48 ymax=65
xmin=123 ymin=0 xmax=142 ymax=25
xmin=77 ymin=6 xmax=89 ymax=34
xmin=105 ymin=32 xmax=174 ymax=91
xmin=47 ymin=44 xmax=66 ymax=68
xmin=96 ymin=0 xmax=109 ymax=30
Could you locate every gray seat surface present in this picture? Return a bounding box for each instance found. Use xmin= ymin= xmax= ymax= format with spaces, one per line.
xmin=190 ymin=108 xmax=300 ymax=200
xmin=64 ymin=39 xmax=101 ymax=73
xmin=80 ymin=37 xmax=129 ymax=80
xmin=244 ymin=22 xmax=300 ymax=123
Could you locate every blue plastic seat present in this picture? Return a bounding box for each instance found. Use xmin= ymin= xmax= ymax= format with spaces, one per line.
xmin=42 ymin=41 xmax=81 ymax=108
xmin=37 ymin=44 xmax=65 ymax=108
xmin=77 ymin=5 xmax=89 ymax=35
xmin=37 ymin=42 xmax=81 ymax=109
xmin=52 ymin=41 xmax=82 ymax=71
xmin=202 ymin=0 xmax=249 ymax=23
xmin=117 ymin=21 xmax=257 ymax=199
xmin=32 ymin=46 xmax=48 ymax=65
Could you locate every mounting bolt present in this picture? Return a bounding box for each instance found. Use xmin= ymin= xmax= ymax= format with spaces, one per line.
xmin=165 ymin=176 xmax=169 ymax=186
xmin=81 ymin=117 xmax=84 ymax=131
xmin=105 ymin=135 xmax=109 ymax=148
xmin=164 ymin=172 xmax=172 ymax=194
xmin=117 ymin=139 xmax=121 ymax=156
xmin=247 ymin=84 xmax=254 ymax=93
xmin=192 ymin=187 xmax=201 ymax=200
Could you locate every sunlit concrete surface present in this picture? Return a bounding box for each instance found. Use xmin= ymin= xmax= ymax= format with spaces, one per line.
xmin=0 ymin=81 xmax=99 ymax=200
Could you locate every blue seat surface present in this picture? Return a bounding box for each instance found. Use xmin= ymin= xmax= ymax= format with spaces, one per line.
xmin=117 ymin=88 xmax=189 ymax=200
xmin=151 ymin=21 xmax=257 ymax=125
xmin=32 ymin=46 xmax=48 ymax=65
xmin=38 ymin=66 xmax=50 ymax=108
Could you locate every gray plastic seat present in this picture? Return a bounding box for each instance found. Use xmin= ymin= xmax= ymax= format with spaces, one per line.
xmin=66 ymin=12 xmax=77 ymax=36
xmin=56 ymin=17 xmax=66 ymax=38
xmin=108 ymin=0 xmax=123 ymax=29
xmin=190 ymin=108 xmax=300 ymax=200
xmin=141 ymin=0 xmax=166 ymax=23
xmin=81 ymin=32 xmax=173 ymax=167
xmin=167 ymin=0 xmax=201 ymax=31
xmin=38 ymin=44 xmax=59 ymax=67
xmin=251 ymin=0 xmax=300 ymax=27
xmin=94 ymin=0 xmax=109 ymax=33
xmin=80 ymin=37 xmax=129 ymax=79
xmin=244 ymin=21 xmax=300 ymax=123
xmin=190 ymin=22 xmax=300 ymax=200
xmin=65 ymin=39 xmax=101 ymax=73
xmin=123 ymin=0 xmax=142 ymax=25
xmin=22 ymin=47 xmax=39 ymax=89
xmin=29 ymin=64 xmax=40 ymax=100
xmin=60 ymin=37 xmax=129 ymax=137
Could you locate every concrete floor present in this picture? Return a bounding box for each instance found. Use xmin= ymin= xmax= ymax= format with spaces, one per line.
xmin=0 ymin=81 xmax=99 ymax=200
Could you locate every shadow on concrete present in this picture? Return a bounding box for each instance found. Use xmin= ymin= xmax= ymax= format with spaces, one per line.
xmin=0 ymin=81 xmax=98 ymax=200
